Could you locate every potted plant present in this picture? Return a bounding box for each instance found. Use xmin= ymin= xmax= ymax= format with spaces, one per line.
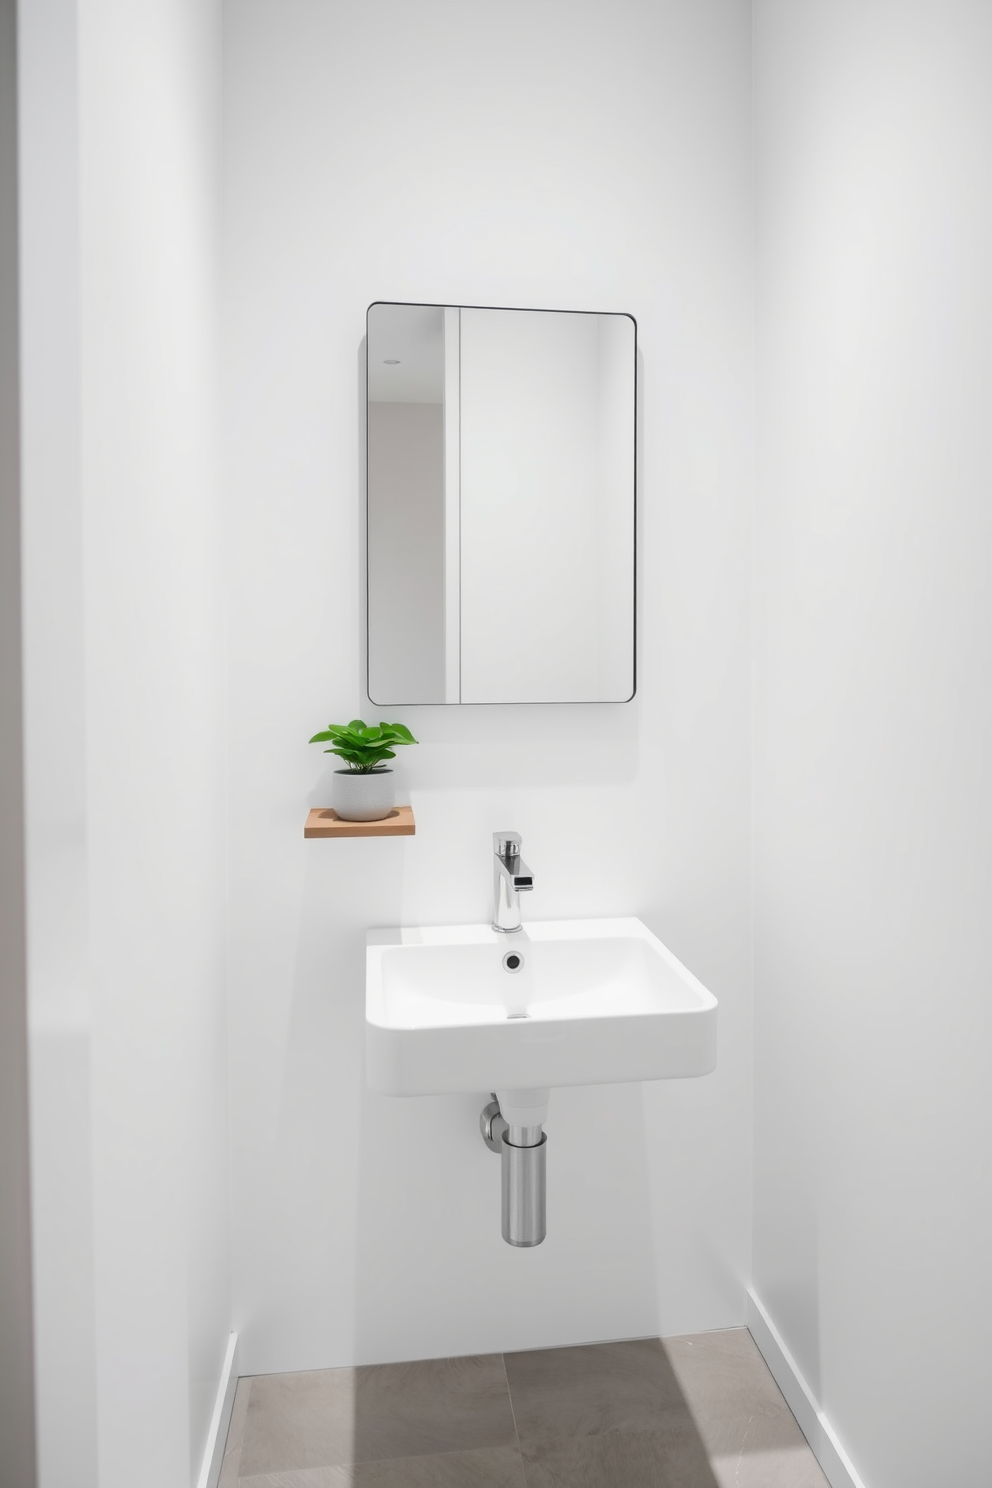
xmin=309 ymin=718 xmax=418 ymax=822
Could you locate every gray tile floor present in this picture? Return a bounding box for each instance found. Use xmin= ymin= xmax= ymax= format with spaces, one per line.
xmin=220 ymin=1329 xmax=829 ymax=1488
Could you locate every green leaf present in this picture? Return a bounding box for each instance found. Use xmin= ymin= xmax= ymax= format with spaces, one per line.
xmin=310 ymin=716 xmax=415 ymax=766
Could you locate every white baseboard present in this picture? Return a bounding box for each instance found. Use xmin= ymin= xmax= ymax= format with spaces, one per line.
xmin=746 ymin=1290 xmax=867 ymax=1488
xmin=196 ymin=1331 xmax=239 ymax=1488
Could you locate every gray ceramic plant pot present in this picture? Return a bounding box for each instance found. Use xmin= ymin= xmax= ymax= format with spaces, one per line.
xmin=332 ymin=767 xmax=395 ymax=822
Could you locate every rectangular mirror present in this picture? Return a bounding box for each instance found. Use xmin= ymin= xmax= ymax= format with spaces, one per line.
xmin=367 ymin=301 xmax=636 ymax=704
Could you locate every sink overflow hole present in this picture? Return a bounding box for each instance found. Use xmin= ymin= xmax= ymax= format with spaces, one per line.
xmin=503 ymin=952 xmax=524 ymax=973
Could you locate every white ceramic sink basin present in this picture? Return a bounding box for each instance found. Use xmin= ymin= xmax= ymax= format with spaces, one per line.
xmin=365 ymin=918 xmax=717 ymax=1096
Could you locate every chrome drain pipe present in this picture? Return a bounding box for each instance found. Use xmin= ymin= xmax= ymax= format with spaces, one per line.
xmin=501 ymin=1125 xmax=547 ymax=1247
xmin=480 ymin=1095 xmax=548 ymax=1247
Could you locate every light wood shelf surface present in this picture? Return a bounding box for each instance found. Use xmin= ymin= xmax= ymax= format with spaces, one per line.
xmin=304 ymin=805 xmax=415 ymax=839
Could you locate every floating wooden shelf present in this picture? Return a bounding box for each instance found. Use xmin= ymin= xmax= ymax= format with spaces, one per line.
xmin=304 ymin=805 xmax=415 ymax=839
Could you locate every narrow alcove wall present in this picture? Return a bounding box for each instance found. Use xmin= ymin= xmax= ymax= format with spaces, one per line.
xmin=222 ymin=0 xmax=754 ymax=1372
xmin=22 ymin=5 xmax=992 ymax=1487
xmin=19 ymin=2 xmax=232 ymax=1485
xmin=753 ymin=4 xmax=992 ymax=1484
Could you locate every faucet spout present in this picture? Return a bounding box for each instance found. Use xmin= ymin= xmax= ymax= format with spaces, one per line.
xmin=492 ymin=831 xmax=533 ymax=933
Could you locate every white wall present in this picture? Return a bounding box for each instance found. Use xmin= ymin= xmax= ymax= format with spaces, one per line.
xmin=20 ymin=1 xmax=98 ymax=1478
xmin=20 ymin=1 xmax=232 ymax=1484
xmin=754 ymin=3 xmax=992 ymax=1484
xmin=223 ymin=0 xmax=753 ymax=1373
xmin=0 ymin=3 xmax=38 ymax=1484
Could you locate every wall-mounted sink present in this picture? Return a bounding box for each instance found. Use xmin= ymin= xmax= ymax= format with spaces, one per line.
xmin=365 ymin=917 xmax=717 ymax=1096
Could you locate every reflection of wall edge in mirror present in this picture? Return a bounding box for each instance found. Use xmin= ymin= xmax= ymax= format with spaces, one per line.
xmin=365 ymin=302 xmax=636 ymax=706
xmin=442 ymin=306 xmax=461 ymax=704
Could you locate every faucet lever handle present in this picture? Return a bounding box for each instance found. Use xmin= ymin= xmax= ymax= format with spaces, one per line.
xmin=494 ymin=831 xmax=522 ymax=859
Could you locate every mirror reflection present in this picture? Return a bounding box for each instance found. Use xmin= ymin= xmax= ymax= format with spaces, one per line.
xmin=367 ymin=302 xmax=636 ymax=704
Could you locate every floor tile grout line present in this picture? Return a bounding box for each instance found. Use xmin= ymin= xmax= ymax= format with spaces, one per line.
xmin=500 ymin=1351 xmax=530 ymax=1485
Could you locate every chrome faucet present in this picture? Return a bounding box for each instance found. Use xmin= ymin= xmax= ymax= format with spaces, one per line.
xmin=492 ymin=831 xmax=533 ymax=933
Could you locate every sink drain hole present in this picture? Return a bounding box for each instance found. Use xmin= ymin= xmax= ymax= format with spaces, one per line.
xmin=503 ymin=951 xmax=524 ymax=972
